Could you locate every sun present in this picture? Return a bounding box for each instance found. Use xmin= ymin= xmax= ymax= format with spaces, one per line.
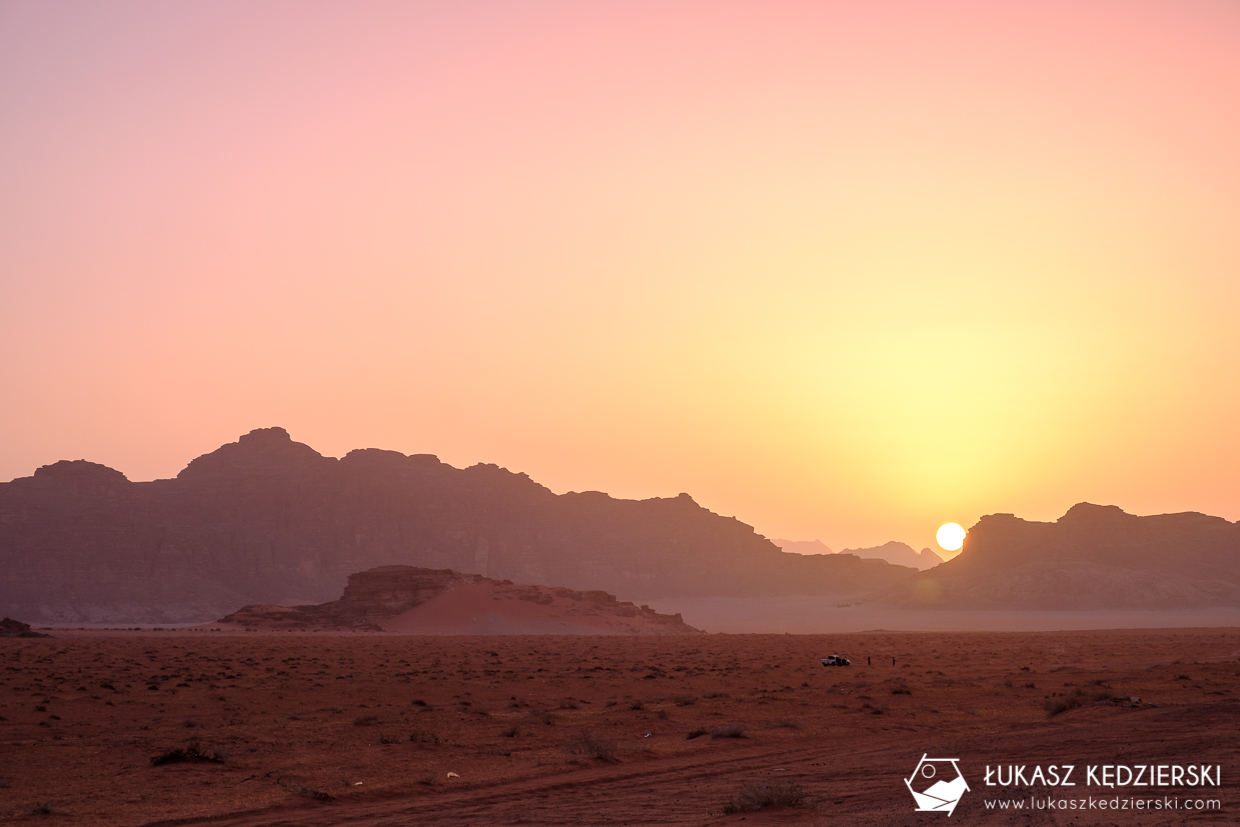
xmin=936 ymin=522 xmax=966 ymax=552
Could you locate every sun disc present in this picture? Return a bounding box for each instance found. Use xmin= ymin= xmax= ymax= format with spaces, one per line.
xmin=936 ymin=522 xmax=966 ymax=552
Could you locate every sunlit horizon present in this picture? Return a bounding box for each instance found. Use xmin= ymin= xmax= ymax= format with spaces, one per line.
xmin=2 ymin=1 xmax=1238 ymax=554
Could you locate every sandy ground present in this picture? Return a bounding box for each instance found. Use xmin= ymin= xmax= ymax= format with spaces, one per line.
xmin=2 ymin=628 xmax=1239 ymax=825
xmin=643 ymin=597 xmax=1240 ymax=634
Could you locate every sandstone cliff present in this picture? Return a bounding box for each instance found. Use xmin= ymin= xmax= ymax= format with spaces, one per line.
xmin=0 ymin=428 xmax=916 ymax=623
xmin=214 ymin=566 xmax=704 ymax=635
xmin=873 ymin=503 xmax=1240 ymax=609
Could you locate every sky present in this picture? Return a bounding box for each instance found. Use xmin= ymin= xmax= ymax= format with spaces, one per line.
xmin=2 ymin=0 xmax=1239 ymax=556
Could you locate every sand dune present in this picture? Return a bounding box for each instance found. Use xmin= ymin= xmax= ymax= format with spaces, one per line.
xmin=209 ymin=566 xmax=703 ymax=636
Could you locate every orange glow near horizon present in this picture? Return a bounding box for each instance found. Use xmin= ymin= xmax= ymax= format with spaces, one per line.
xmin=1 ymin=1 xmax=1238 ymax=554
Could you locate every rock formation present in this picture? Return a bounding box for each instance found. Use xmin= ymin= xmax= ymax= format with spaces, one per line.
xmin=773 ymin=538 xmax=943 ymax=570
xmin=874 ymin=503 xmax=1240 ymax=609
xmin=0 ymin=428 xmax=916 ymax=623
xmin=0 ymin=617 xmax=48 ymax=638
xmin=213 ymin=566 xmax=704 ymax=635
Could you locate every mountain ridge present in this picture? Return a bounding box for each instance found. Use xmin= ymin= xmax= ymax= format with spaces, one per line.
xmin=0 ymin=428 xmax=917 ymax=623
xmin=872 ymin=503 xmax=1240 ymax=609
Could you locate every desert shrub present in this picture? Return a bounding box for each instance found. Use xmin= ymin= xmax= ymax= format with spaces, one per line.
xmin=891 ymin=687 xmax=912 ymax=695
xmin=409 ymin=728 xmax=440 ymax=744
xmin=377 ymin=734 xmax=403 ymax=744
xmin=1044 ymin=686 xmax=1118 ymax=717
xmin=291 ymin=785 xmax=335 ymax=801
xmin=674 ymin=695 xmax=697 ymax=706
xmin=500 ymin=724 xmax=521 ymax=738
xmin=629 ymin=701 xmax=644 ymax=711
xmin=657 ymin=708 xmax=670 ymax=720
xmin=151 ymin=740 xmax=228 ymax=766
xmin=704 ymin=692 xmax=730 ymax=699
xmin=564 ymin=729 xmax=618 ymax=762
xmin=559 ymin=698 xmax=578 ymax=709
xmin=353 ymin=715 xmax=379 ymax=726
xmin=411 ymin=699 xmax=428 ymax=706
xmin=764 ymin=719 xmax=801 ymax=730
xmin=721 ymin=781 xmax=809 ymax=814
xmin=709 ymin=723 xmax=747 ymax=739
xmin=686 ymin=728 xmax=708 ymax=740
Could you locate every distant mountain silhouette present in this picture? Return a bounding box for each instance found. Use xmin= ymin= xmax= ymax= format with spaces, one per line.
xmin=873 ymin=503 xmax=1240 ymax=609
xmin=771 ymin=539 xmax=834 ymax=555
xmin=0 ymin=428 xmax=917 ymax=623
xmin=773 ymin=539 xmax=943 ymax=570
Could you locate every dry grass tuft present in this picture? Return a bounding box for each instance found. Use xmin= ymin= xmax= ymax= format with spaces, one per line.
xmin=709 ymin=723 xmax=747 ymax=738
xmin=721 ymin=781 xmax=809 ymax=814
xmin=564 ymin=729 xmax=618 ymax=762
xmin=151 ymin=740 xmax=229 ymax=766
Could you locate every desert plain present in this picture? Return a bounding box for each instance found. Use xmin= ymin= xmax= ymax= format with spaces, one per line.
xmin=2 ymin=628 xmax=1239 ymax=826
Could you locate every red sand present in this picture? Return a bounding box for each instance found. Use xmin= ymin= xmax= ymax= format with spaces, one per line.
xmin=380 ymin=582 xmax=698 ymax=635
xmin=1 ymin=629 xmax=1238 ymax=825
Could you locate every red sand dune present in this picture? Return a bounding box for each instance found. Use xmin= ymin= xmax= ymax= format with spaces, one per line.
xmin=207 ymin=566 xmax=703 ymax=636
xmin=380 ymin=581 xmax=700 ymax=635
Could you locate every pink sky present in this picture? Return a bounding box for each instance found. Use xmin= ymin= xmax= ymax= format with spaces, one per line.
xmin=2 ymin=0 xmax=1238 ymax=554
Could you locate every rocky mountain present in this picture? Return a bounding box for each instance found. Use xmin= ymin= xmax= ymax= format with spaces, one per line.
xmin=215 ymin=565 xmax=703 ymax=635
xmin=0 ymin=618 xmax=48 ymax=638
xmin=0 ymin=428 xmax=917 ymax=623
xmin=771 ymin=539 xmax=834 ymax=555
xmin=773 ymin=539 xmax=943 ymax=570
xmin=873 ymin=503 xmax=1240 ymax=609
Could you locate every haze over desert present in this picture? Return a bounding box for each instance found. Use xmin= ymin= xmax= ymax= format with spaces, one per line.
xmin=3 ymin=0 xmax=1240 ymax=824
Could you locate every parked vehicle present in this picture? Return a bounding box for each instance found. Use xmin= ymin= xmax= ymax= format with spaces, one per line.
xmin=819 ymin=655 xmax=851 ymax=667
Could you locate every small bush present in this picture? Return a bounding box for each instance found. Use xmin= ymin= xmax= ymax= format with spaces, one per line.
xmin=656 ymin=708 xmax=670 ymax=720
xmin=564 ymin=729 xmax=618 ymax=762
xmin=891 ymin=687 xmax=912 ymax=695
xmin=291 ymin=785 xmax=335 ymax=802
xmin=765 ymin=719 xmax=801 ymax=730
xmin=629 ymin=701 xmax=644 ymax=711
xmin=411 ymin=699 xmax=428 ymax=706
xmin=686 ymin=728 xmax=708 ymax=740
xmin=704 ymin=692 xmax=730 ymax=699
xmin=1044 ymin=686 xmax=1118 ymax=717
xmin=377 ymin=734 xmax=403 ymax=744
xmin=674 ymin=695 xmax=698 ymax=706
xmin=151 ymin=741 xmax=228 ymax=766
xmin=409 ymin=728 xmax=440 ymax=744
xmin=500 ymin=724 xmax=521 ymax=738
xmin=721 ymin=781 xmax=809 ymax=814
xmin=709 ymin=724 xmax=747 ymax=739
xmin=353 ymin=715 xmax=379 ymax=727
